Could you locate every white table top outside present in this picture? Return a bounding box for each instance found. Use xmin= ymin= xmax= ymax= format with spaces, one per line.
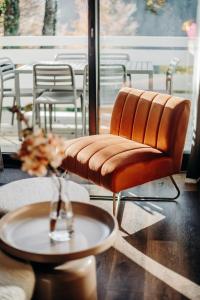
xmin=15 ymin=61 xmax=86 ymax=75
xmin=15 ymin=60 xmax=154 ymax=75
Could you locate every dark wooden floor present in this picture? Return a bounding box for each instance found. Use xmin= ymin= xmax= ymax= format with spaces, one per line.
xmin=0 ymin=170 xmax=199 ymax=300
xmin=92 ymin=175 xmax=200 ymax=300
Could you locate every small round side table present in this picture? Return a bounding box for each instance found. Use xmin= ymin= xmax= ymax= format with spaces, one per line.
xmin=0 ymin=179 xmax=117 ymax=300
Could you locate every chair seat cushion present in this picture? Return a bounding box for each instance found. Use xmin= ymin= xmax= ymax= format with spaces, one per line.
xmin=35 ymin=91 xmax=80 ymax=104
xmin=62 ymin=134 xmax=174 ymax=193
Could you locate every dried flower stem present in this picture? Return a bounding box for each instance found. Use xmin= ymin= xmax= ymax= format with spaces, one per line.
xmin=56 ymin=176 xmax=62 ymax=218
xmin=50 ymin=174 xmax=63 ymax=232
xmin=11 ymin=105 xmax=69 ymax=235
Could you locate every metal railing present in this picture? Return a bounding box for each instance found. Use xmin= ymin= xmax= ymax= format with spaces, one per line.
xmin=0 ymin=35 xmax=193 ymax=66
xmin=0 ymin=35 xmax=194 ymax=152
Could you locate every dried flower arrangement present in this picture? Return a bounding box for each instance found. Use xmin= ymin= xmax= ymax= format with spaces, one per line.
xmin=10 ymin=105 xmax=72 ymax=239
xmin=10 ymin=105 xmax=66 ymax=177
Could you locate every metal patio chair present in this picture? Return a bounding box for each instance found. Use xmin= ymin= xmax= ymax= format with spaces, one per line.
xmin=55 ymin=53 xmax=87 ymax=132
xmin=0 ymin=57 xmax=32 ymax=127
xmin=80 ymin=64 xmax=127 ymax=134
xmin=100 ymin=63 xmax=127 ymax=105
xmin=101 ymin=53 xmax=130 ymax=86
xmin=33 ymin=64 xmax=79 ymax=136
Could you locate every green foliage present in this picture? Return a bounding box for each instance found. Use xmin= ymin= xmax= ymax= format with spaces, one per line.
xmin=145 ymin=0 xmax=166 ymax=14
xmin=23 ymin=103 xmax=33 ymax=112
xmin=154 ymin=65 xmax=193 ymax=74
xmin=4 ymin=0 xmax=19 ymax=35
xmin=42 ymin=0 xmax=57 ymax=36
xmin=0 ymin=0 xmax=6 ymax=16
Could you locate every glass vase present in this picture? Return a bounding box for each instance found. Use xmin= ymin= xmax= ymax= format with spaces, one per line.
xmin=49 ymin=176 xmax=74 ymax=242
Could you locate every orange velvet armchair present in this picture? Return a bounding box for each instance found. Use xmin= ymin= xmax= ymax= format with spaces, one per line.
xmin=62 ymin=88 xmax=190 ymax=215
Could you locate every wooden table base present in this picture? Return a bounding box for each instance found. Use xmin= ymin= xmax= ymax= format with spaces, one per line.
xmin=32 ymin=256 xmax=97 ymax=300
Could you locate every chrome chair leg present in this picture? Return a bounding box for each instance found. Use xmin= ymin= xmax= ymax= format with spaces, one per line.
xmin=38 ymin=104 xmax=41 ymax=128
xmin=113 ymin=192 xmax=121 ymax=216
xmin=11 ymin=96 xmax=16 ymax=125
xmin=80 ymin=94 xmax=85 ymax=136
xmin=53 ymin=104 xmax=56 ymax=122
xmin=113 ymin=193 xmax=116 ymax=216
xmin=49 ymin=104 xmax=53 ymax=132
xmin=44 ymin=104 xmax=47 ymax=133
xmin=74 ymin=102 xmax=78 ymax=137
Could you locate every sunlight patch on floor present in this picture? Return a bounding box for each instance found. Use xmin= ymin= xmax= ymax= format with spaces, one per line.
xmin=115 ymin=235 xmax=200 ymax=300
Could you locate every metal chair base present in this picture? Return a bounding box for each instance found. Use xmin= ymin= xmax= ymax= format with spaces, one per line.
xmin=90 ymin=176 xmax=180 ymax=215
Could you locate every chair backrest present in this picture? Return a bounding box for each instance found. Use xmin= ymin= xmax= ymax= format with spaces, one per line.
xmin=55 ymin=53 xmax=87 ymax=63
xmin=166 ymin=57 xmax=180 ymax=94
xmin=82 ymin=64 xmax=127 ymax=105
xmin=110 ymin=87 xmax=190 ymax=172
xmin=101 ymin=53 xmax=130 ymax=65
xmin=100 ymin=64 xmax=127 ymax=105
xmin=0 ymin=57 xmax=15 ymax=84
xmin=100 ymin=64 xmax=127 ymax=86
xmin=33 ymin=64 xmax=76 ymax=92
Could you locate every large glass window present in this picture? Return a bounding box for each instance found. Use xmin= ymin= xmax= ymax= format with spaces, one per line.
xmin=99 ymin=0 xmax=197 ymax=152
xmin=0 ymin=0 xmax=198 ymax=154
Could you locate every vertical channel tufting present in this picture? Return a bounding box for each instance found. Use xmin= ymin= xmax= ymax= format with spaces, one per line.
xmin=156 ymin=96 xmax=190 ymax=157
xmin=131 ymin=91 xmax=158 ymax=143
xmin=156 ymin=95 xmax=176 ymax=153
xmin=110 ymin=88 xmax=130 ymax=135
xmin=144 ymin=94 xmax=171 ymax=147
xmin=118 ymin=89 xmax=144 ymax=139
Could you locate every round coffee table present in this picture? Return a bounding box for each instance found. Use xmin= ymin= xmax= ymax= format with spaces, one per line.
xmin=0 ymin=178 xmax=117 ymax=300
